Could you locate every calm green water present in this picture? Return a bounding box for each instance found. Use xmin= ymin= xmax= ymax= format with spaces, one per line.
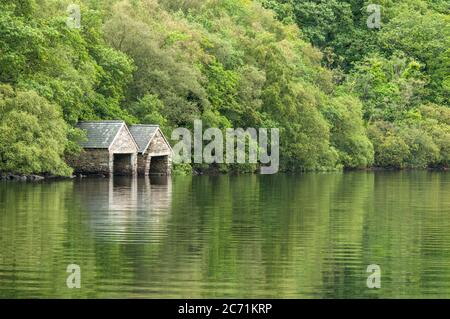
xmin=1 ymin=172 xmax=450 ymax=298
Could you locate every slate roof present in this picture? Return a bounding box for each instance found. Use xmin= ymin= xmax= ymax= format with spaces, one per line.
xmin=128 ymin=125 xmax=159 ymax=153
xmin=77 ymin=121 xmax=125 ymax=149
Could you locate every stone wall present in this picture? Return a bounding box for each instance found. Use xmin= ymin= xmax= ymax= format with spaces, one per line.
xmin=66 ymin=125 xmax=138 ymax=176
xmin=136 ymin=129 xmax=172 ymax=176
xmin=110 ymin=126 xmax=138 ymax=154
xmin=66 ymin=149 xmax=111 ymax=175
xmin=147 ymin=130 xmax=171 ymax=155
xmin=146 ymin=129 xmax=172 ymax=175
xmin=137 ymin=153 xmax=151 ymax=176
xmin=67 ymin=125 xmax=165 ymax=176
xmin=110 ymin=125 xmax=137 ymax=175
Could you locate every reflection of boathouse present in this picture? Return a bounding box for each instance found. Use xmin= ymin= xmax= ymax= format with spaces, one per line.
xmin=67 ymin=121 xmax=172 ymax=176
xmin=75 ymin=177 xmax=173 ymax=240
xmin=108 ymin=176 xmax=172 ymax=213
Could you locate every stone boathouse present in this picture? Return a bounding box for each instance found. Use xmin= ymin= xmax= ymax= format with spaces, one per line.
xmin=67 ymin=121 xmax=172 ymax=176
xmin=129 ymin=125 xmax=172 ymax=176
xmin=68 ymin=121 xmax=139 ymax=176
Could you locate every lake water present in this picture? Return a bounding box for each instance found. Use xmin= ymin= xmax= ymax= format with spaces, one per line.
xmin=1 ymin=172 xmax=450 ymax=298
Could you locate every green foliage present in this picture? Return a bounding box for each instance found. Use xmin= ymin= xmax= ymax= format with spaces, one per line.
xmin=172 ymin=162 xmax=193 ymax=175
xmin=344 ymin=52 xmax=447 ymax=169
xmin=377 ymin=4 xmax=449 ymax=105
xmin=0 ymin=3 xmax=135 ymax=124
xmin=0 ymin=0 xmax=448 ymax=174
xmin=367 ymin=108 xmax=448 ymax=169
xmin=417 ymin=104 xmax=450 ymax=167
xmin=103 ymin=0 xmax=210 ymax=127
xmin=102 ymin=0 xmax=358 ymax=171
xmin=323 ymin=95 xmax=374 ymax=168
xmin=0 ymin=85 xmax=72 ymax=175
xmin=347 ymin=54 xmax=427 ymax=121
xmin=375 ymin=134 xmax=410 ymax=169
xmin=0 ymin=1 xmax=135 ymax=175
xmin=205 ymin=59 xmax=240 ymax=123
xmin=128 ymin=94 xmax=168 ymax=130
xmin=0 ymin=9 xmax=45 ymax=83
xmin=265 ymin=0 xmax=449 ymax=169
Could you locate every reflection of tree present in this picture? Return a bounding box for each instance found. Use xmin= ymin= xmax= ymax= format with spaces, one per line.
xmin=0 ymin=181 xmax=82 ymax=298
xmin=362 ymin=172 xmax=450 ymax=298
xmin=1 ymin=172 xmax=450 ymax=298
xmin=320 ymin=172 xmax=374 ymax=298
xmin=149 ymin=172 xmax=450 ymax=298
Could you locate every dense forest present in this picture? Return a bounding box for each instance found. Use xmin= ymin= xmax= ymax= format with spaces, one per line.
xmin=0 ymin=0 xmax=449 ymax=175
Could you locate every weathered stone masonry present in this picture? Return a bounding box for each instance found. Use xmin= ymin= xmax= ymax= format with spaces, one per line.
xmin=66 ymin=149 xmax=110 ymax=175
xmin=67 ymin=121 xmax=139 ymax=176
xmin=67 ymin=121 xmax=172 ymax=176
xmin=129 ymin=125 xmax=172 ymax=176
xmin=110 ymin=125 xmax=138 ymax=175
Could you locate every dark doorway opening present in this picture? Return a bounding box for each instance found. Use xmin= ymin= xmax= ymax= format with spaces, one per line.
xmin=113 ymin=153 xmax=133 ymax=175
xmin=149 ymin=155 xmax=169 ymax=175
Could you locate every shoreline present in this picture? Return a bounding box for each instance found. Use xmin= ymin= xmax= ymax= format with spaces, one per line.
xmin=1 ymin=166 xmax=448 ymax=182
xmin=0 ymin=173 xmax=78 ymax=182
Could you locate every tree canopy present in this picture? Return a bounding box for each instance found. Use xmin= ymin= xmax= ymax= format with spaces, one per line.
xmin=0 ymin=0 xmax=448 ymax=175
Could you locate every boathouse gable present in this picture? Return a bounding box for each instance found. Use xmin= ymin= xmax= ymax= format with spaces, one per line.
xmin=109 ymin=125 xmax=139 ymax=154
xmin=147 ymin=129 xmax=172 ymax=155
xmin=129 ymin=125 xmax=172 ymax=176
